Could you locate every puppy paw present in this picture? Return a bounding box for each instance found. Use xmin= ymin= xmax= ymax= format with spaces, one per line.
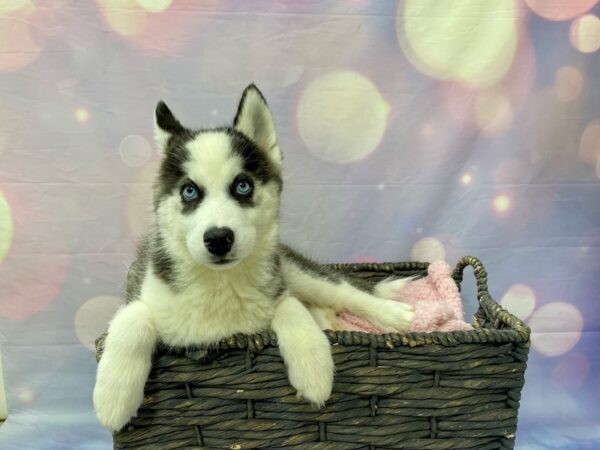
xmin=366 ymin=299 xmax=415 ymax=333
xmin=286 ymin=332 xmax=334 ymax=407
xmin=93 ymin=365 xmax=145 ymax=432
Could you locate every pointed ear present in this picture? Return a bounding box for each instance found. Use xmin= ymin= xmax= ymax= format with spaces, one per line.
xmin=234 ymin=84 xmax=282 ymax=165
xmin=154 ymin=101 xmax=185 ymax=152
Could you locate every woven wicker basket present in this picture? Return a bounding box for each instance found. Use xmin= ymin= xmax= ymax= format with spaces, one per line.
xmin=96 ymin=256 xmax=530 ymax=450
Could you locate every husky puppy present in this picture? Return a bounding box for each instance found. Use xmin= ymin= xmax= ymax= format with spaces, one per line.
xmin=93 ymin=85 xmax=415 ymax=431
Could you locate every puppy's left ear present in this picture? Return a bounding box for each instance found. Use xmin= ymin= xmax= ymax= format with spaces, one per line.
xmin=234 ymin=84 xmax=282 ymax=165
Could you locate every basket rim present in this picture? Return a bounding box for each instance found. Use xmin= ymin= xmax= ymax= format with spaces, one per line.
xmin=211 ymin=323 xmax=529 ymax=353
xmin=318 ymin=255 xmax=531 ymax=347
xmin=96 ymin=256 xmax=531 ymax=359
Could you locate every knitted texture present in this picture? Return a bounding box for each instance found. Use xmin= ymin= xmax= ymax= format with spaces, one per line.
xmin=337 ymin=260 xmax=473 ymax=333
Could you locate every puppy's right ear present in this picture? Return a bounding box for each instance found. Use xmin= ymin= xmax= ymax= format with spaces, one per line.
xmin=154 ymin=101 xmax=185 ymax=152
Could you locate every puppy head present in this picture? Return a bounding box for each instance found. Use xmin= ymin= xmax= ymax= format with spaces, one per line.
xmin=153 ymin=85 xmax=282 ymax=271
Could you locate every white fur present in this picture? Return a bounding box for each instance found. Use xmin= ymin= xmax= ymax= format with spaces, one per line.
xmin=373 ymin=277 xmax=414 ymax=300
xmin=93 ymin=301 xmax=157 ymax=431
xmin=283 ymin=261 xmax=415 ymax=333
xmin=234 ymin=86 xmax=282 ymax=166
xmin=272 ymin=295 xmax=333 ymax=406
xmin=141 ymin=263 xmax=277 ymax=347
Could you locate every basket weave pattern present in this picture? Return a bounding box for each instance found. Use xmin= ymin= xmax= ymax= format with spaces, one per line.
xmin=96 ymin=256 xmax=530 ymax=450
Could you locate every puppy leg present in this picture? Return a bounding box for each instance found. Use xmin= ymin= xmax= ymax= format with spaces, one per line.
xmin=373 ymin=277 xmax=414 ymax=300
xmin=272 ymin=295 xmax=334 ymax=406
xmin=285 ymin=263 xmax=414 ymax=333
xmin=93 ymin=300 xmax=157 ymax=432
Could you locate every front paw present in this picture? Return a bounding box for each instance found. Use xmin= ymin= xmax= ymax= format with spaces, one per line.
xmin=93 ymin=367 xmax=145 ymax=432
xmin=286 ymin=332 xmax=334 ymax=407
xmin=367 ymin=299 xmax=415 ymax=333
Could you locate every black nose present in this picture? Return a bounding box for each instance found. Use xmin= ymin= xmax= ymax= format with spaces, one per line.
xmin=203 ymin=227 xmax=235 ymax=256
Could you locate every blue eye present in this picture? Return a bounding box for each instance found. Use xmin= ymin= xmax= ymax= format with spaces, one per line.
xmin=235 ymin=179 xmax=253 ymax=196
xmin=181 ymin=184 xmax=199 ymax=201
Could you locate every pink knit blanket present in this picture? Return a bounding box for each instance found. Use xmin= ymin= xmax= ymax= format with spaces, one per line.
xmin=338 ymin=261 xmax=473 ymax=334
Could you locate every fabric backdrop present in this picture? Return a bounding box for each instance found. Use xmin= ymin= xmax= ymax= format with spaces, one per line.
xmin=0 ymin=1 xmax=599 ymax=448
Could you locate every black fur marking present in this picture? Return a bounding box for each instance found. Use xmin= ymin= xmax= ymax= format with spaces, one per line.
xmin=156 ymin=101 xmax=186 ymax=136
xmin=126 ymin=233 xmax=150 ymax=303
xmin=257 ymin=251 xmax=286 ymax=300
xmin=271 ymin=252 xmax=286 ymax=299
xmin=229 ymin=174 xmax=255 ymax=207
xmin=279 ymin=244 xmax=375 ymax=294
xmin=279 ymin=244 xmax=340 ymax=281
xmin=154 ymin=138 xmax=192 ymax=210
xmin=180 ymin=180 xmax=205 ymax=214
xmin=150 ymin=230 xmax=177 ymax=287
xmin=154 ymin=101 xmax=196 ymax=209
xmin=229 ymin=129 xmax=282 ymax=188
xmin=126 ymin=230 xmax=179 ymax=300
xmin=153 ymin=126 xmax=281 ymax=210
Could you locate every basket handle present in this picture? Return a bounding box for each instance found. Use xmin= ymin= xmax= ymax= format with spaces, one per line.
xmin=451 ymin=255 xmax=489 ymax=302
xmin=451 ymin=256 xmax=530 ymax=339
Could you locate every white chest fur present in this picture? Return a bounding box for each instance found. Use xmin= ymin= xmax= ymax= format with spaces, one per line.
xmin=140 ymin=269 xmax=276 ymax=347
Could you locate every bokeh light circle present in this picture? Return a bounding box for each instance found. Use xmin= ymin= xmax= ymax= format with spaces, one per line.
xmin=461 ymin=173 xmax=473 ymax=185
xmin=493 ymin=194 xmax=511 ymax=213
xmin=75 ymin=296 xmax=123 ymax=351
xmin=436 ymin=27 xmax=535 ymax=130
xmin=99 ymin=0 xmax=148 ymax=37
xmin=74 ymin=107 xmax=89 ymax=123
xmin=410 ymin=237 xmax=446 ymax=262
xmin=398 ymin=0 xmax=518 ymax=88
xmin=554 ymin=66 xmax=584 ymax=102
xmin=16 ymin=386 xmax=35 ymax=405
xmin=296 ymin=71 xmax=389 ymax=163
xmin=96 ymin=0 xmax=200 ymax=53
xmin=526 ymin=0 xmax=598 ymax=21
xmin=570 ymin=14 xmax=600 ymax=53
xmin=552 ymin=352 xmax=590 ymax=388
xmin=500 ymin=284 xmax=536 ymax=321
xmin=529 ymin=302 xmax=584 ymax=356
xmin=0 ymin=0 xmax=32 ymax=13
xmin=475 ymin=90 xmax=514 ymax=136
xmin=136 ymin=0 xmax=172 ymax=12
xmin=0 ymin=191 xmax=13 ymax=263
xmin=0 ymin=189 xmax=70 ymax=321
xmin=119 ymin=135 xmax=152 ymax=167
xmin=579 ymin=119 xmax=600 ymax=166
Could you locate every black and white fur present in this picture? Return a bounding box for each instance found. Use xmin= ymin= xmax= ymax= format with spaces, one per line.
xmin=93 ymin=85 xmax=415 ymax=431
